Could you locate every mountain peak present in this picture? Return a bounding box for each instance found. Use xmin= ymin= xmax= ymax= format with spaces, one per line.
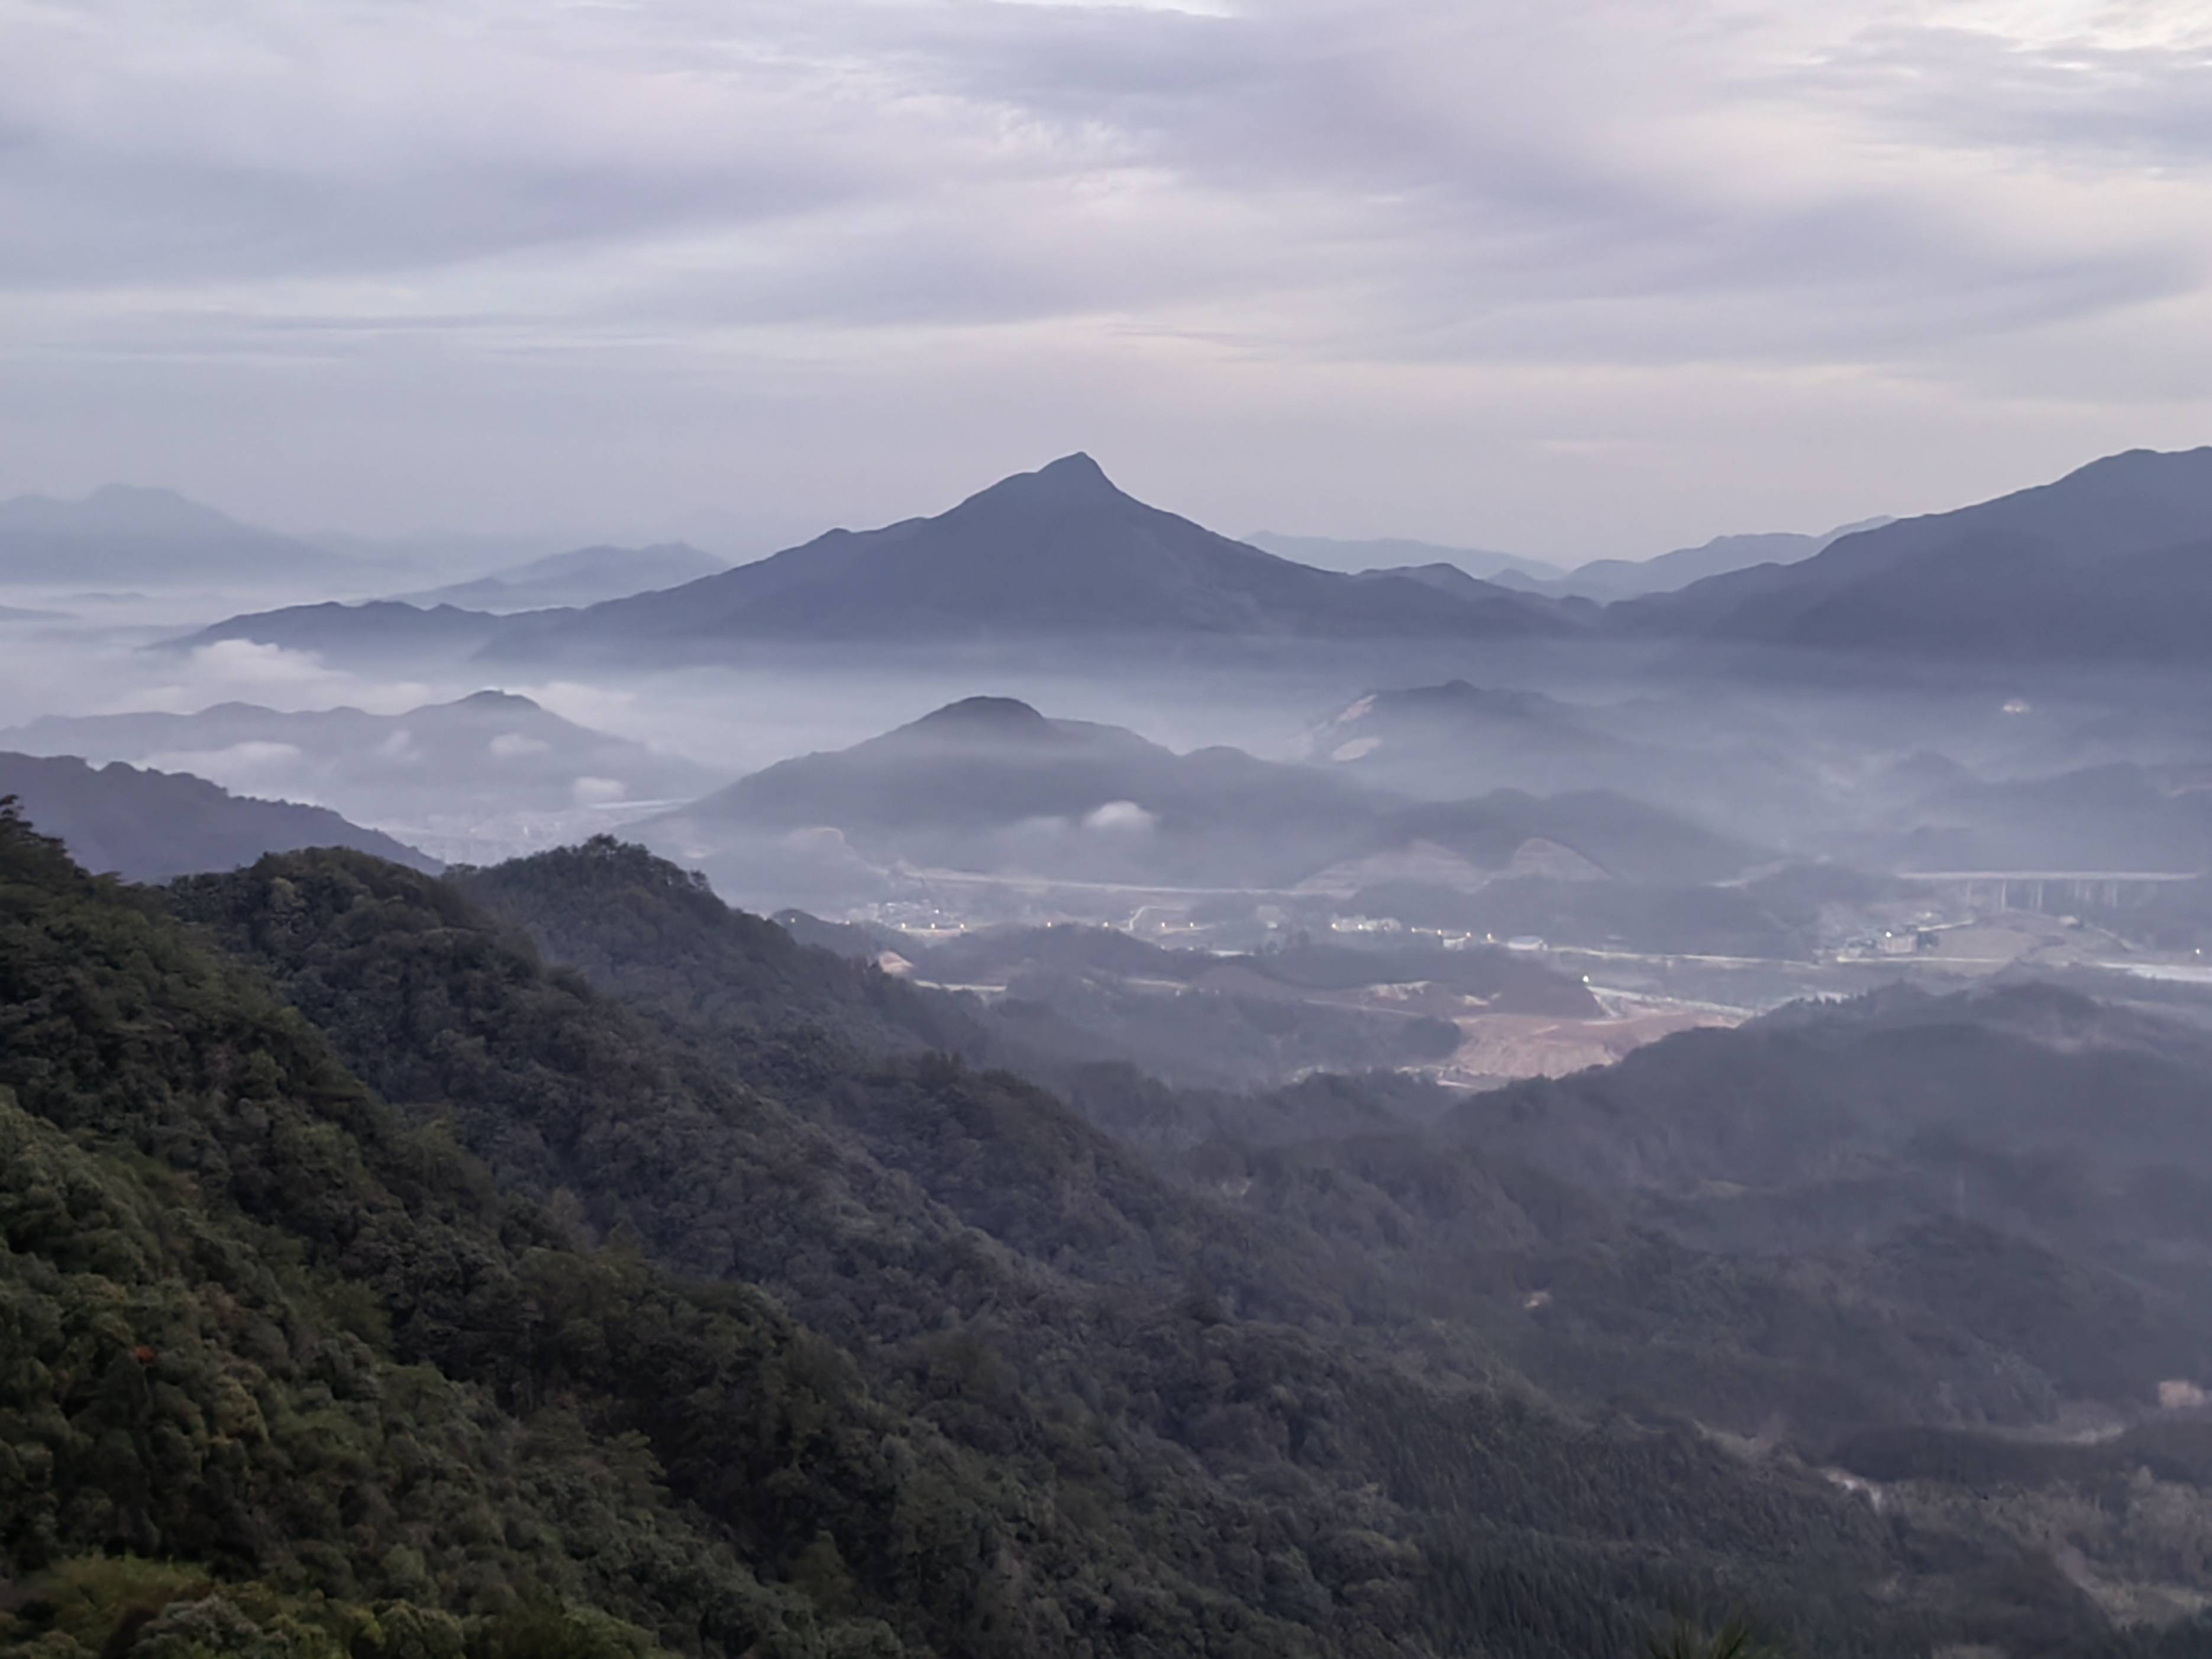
xmin=905 ymin=696 xmax=1052 ymax=736
xmin=2058 ymin=444 xmax=2212 ymax=495
xmin=85 ymin=483 xmax=195 ymax=508
xmin=977 ymin=453 xmax=1123 ymax=508
xmin=1038 ymin=451 xmax=1107 ymax=481
xmin=451 ymin=689 xmax=543 ymax=712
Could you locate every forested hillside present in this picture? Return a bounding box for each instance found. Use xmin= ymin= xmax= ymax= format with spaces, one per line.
xmin=9 ymin=816 xmax=2212 ymax=1657
xmin=1 ymin=805 xmax=1348 ymax=1659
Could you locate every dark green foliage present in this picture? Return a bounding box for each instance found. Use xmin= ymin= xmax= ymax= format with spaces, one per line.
xmin=1427 ymin=982 xmax=2212 ymax=1435
xmin=455 ymin=838 xmax=992 ymax=1058
xmin=158 ymin=839 xmax=1983 ymax=1654
xmin=1647 ymin=1622 xmax=1775 ymax=1659
xmin=462 ymin=841 xmax=1484 ymax=1092
xmin=0 ymin=810 xmax=1319 ymax=1657
xmin=11 ymin=819 xmax=2209 ymax=1657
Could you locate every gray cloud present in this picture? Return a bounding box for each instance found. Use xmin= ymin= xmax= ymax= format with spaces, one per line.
xmin=0 ymin=0 xmax=2208 ymax=556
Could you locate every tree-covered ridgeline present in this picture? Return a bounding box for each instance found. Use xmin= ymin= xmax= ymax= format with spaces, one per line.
xmin=8 ymin=816 xmax=2212 ymax=1655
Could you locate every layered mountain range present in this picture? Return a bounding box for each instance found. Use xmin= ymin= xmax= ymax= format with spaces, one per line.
xmin=1258 ymin=521 xmax=1891 ymax=603
xmin=0 ymin=750 xmax=435 ymax=880
xmin=180 ymin=456 xmax=1589 ymax=663
xmin=0 ymin=485 xmax=350 ymax=588
xmin=395 ymin=541 xmax=728 ymax=611
xmin=167 ymin=444 xmax=2212 ymax=670
xmin=1620 ymin=447 xmax=2212 ymax=657
xmin=644 ymin=694 xmax=1754 ymax=910
xmin=2 ymin=689 xmax=717 ymax=826
xmin=10 ymin=809 xmax=2212 ymax=1656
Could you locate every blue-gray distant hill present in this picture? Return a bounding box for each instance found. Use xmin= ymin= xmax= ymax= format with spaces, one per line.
xmin=486 ymin=454 xmax=1583 ymax=661
xmin=179 ymin=457 xmax=1585 ymax=663
xmin=1244 ymin=531 xmax=1567 ymax=585
xmin=647 ymin=695 xmax=1755 ymax=909
xmin=0 ymin=751 xmax=435 ymax=882
xmin=1266 ymin=522 xmax=1887 ymax=603
xmin=1615 ymin=446 xmax=2212 ymax=657
xmin=1538 ymin=520 xmax=1890 ymax=603
xmin=170 ymin=599 xmax=516 ymax=661
xmin=395 ymin=541 xmax=727 ymax=612
xmin=0 ymin=485 xmax=354 ymax=587
xmin=1 ymin=690 xmax=717 ymax=830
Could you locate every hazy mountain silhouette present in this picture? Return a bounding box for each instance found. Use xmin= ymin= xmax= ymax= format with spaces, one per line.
xmin=182 ymin=457 xmax=1582 ymax=662
xmin=1546 ymin=519 xmax=1890 ymax=602
xmin=1617 ymin=446 xmax=2212 ymax=656
xmin=1 ymin=689 xmax=718 ymax=824
xmin=1301 ymin=680 xmax=1639 ymax=793
xmin=1245 ymin=530 xmax=1567 ymax=585
xmin=1296 ymin=679 xmax=1818 ymax=841
xmin=1348 ymin=565 xmax=1598 ymax=625
xmin=494 ymin=455 xmax=1582 ymax=659
xmin=649 ymin=695 xmax=1755 ymax=905
xmin=173 ymin=598 xmax=517 ymax=660
xmin=0 ymin=751 xmax=435 ymax=880
xmin=1296 ymin=521 xmax=1887 ymax=603
xmin=0 ymin=485 xmax=349 ymax=586
xmin=396 ymin=541 xmax=726 ymax=611
xmin=651 ymin=694 xmax=1383 ymax=890
xmin=1862 ymin=759 xmax=2212 ymax=873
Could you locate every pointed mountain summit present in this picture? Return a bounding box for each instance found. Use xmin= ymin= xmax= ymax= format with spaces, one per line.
xmin=490 ymin=454 xmax=1577 ymax=660
xmin=994 ymin=450 xmax=1122 ymax=503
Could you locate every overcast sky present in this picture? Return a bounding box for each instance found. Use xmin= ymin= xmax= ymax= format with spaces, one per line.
xmin=2 ymin=0 xmax=2208 ymax=560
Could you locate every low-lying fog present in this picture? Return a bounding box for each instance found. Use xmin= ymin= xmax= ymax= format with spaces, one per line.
xmin=17 ymin=512 xmax=2212 ymax=1217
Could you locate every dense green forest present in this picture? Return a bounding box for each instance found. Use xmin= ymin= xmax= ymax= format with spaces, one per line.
xmin=8 ymin=821 xmax=2212 ymax=1656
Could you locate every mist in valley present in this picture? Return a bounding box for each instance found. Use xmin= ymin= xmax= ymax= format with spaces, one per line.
xmin=21 ymin=442 xmax=2212 ymax=1659
xmin=12 ymin=2 xmax=2212 ymax=1652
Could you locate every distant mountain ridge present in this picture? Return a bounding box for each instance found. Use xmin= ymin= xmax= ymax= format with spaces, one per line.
xmin=183 ymin=456 xmax=1587 ymax=662
xmin=0 ymin=484 xmax=351 ymax=586
xmin=395 ymin=540 xmax=727 ymax=611
xmin=1 ymin=690 xmax=720 ymax=854
xmin=1254 ymin=521 xmax=1890 ymax=603
xmin=0 ymin=750 xmax=435 ymax=880
xmin=1536 ymin=519 xmax=1892 ymax=602
xmin=1245 ymin=530 xmax=1567 ymax=585
xmin=173 ymin=444 xmax=2212 ymax=664
xmin=1616 ymin=446 xmax=2212 ymax=656
xmin=500 ymin=454 xmax=1581 ymax=657
xmin=647 ymin=694 xmax=1755 ymax=910
xmin=172 ymin=599 xmax=516 ymax=659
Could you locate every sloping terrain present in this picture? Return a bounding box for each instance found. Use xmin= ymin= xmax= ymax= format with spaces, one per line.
xmin=162 ymin=835 xmax=1993 ymax=1658
xmin=0 ymin=750 xmax=435 ymax=880
xmin=172 ymin=598 xmax=516 ymax=661
xmin=1294 ymin=682 xmax=1820 ymax=845
xmin=2 ymin=690 xmax=719 ymax=834
xmin=396 ymin=541 xmax=726 ymax=611
xmin=14 ymin=806 xmax=2212 ymax=1654
xmin=1858 ymin=761 xmax=2212 ymax=874
xmin=1617 ymin=447 xmax=2212 ymax=659
xmin=182 ymin=459 xmax=1584 ymax=664
xmin=1243 ymin=531 xmax=1565 ymax=585
xmin=648 ymin=696 xmax=1756 ymax=909
xmin=0 ymin=485 xmax=351 ymax=586
xmin=418 ymin=840 xmax=2212 ymax=1650
xmin=500 ymin=456 xmax=1579 ymax=657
